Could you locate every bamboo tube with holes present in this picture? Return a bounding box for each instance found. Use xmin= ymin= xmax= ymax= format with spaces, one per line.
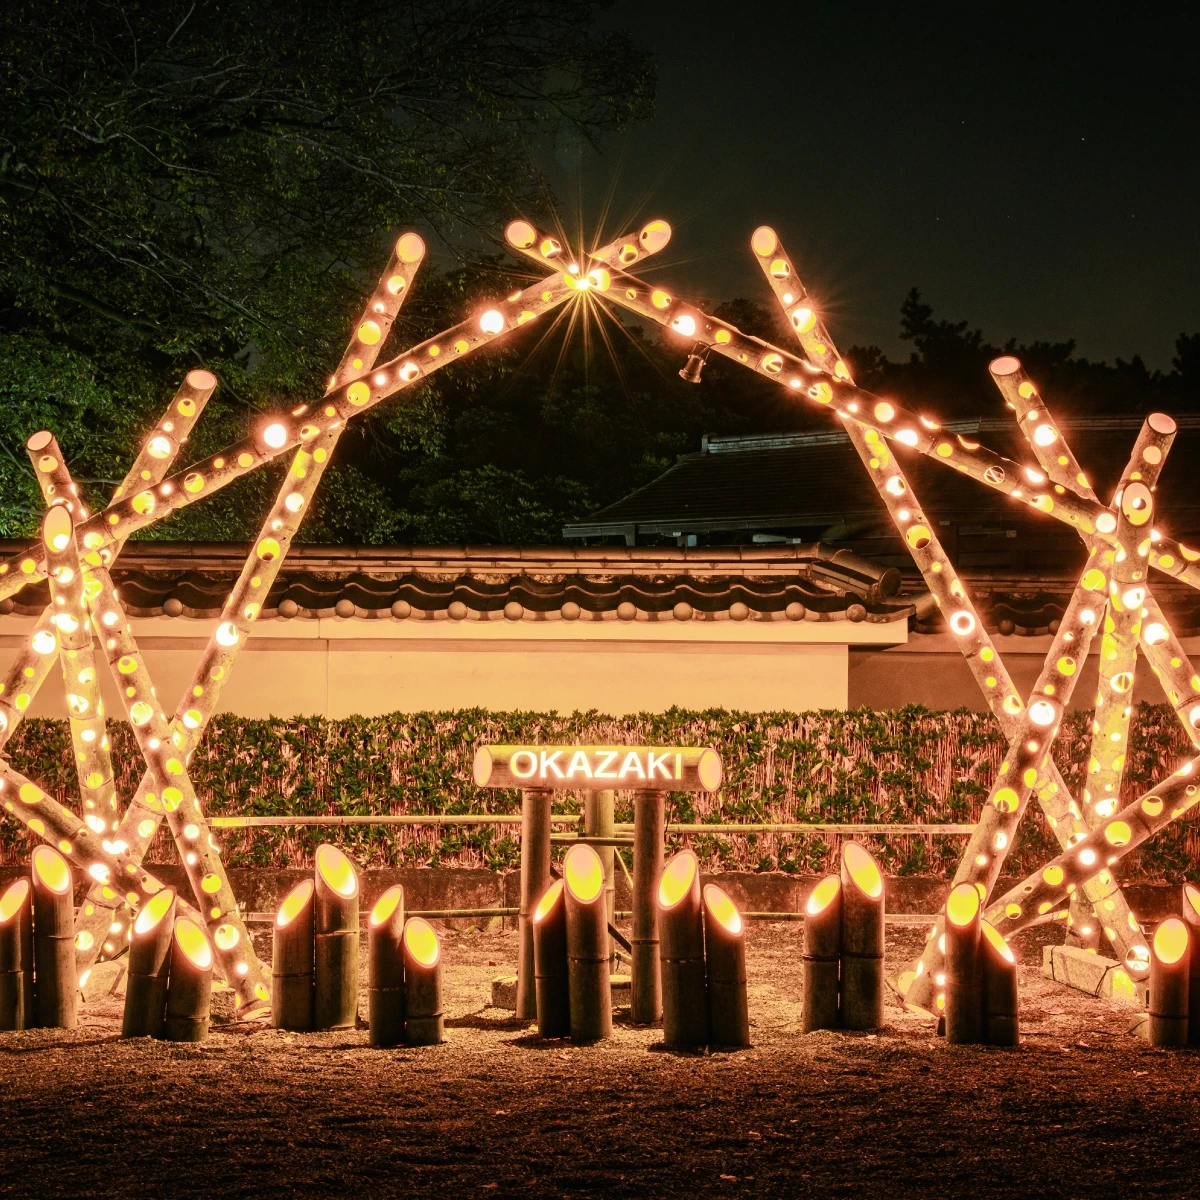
xmin=1149 ymin=918 xmax=1190 ymax=1048
xmin=631 ymin=789 xmax=664 ymax=1025
xmin=564 ymin=844 xmax=612 ymax=1042
xmin=273 ymin=879 xmax=315 ymax=1031
xmin=1141 ymin=595 xmax=1200 ymax=751
xmin=0 ymin=879 xmax=33 ymax=1030
xmin=516 ymin=788 xmax=552 ymax=1021
xmin=1183 ymin=884 xmax=1200 ymax=1045
xmin=122 ymin=889 xmax=176 ymax=1038
xmin=802 ymin=875 xmax=842 ymax=1032
xmin=368 ymin=885 xmax=405 ymax=1048
xmin=658 ymin=849 xmax=708 ymax=1047
xmin=981 ymin=921 xmax=1019 ymax=1047
xmin=164 ymin=917 xmax=213 ymax=1043
xmin=944 ymin=883 xmax=984 ymax=1045
xmin=703 ymin=884 xmax=749 ymax=1047
xmin=313 ymin=845 xmax=360 ymax=1030
xmin=840 ymin=843 xmax=885 ymax=1030
xmin=402 ymin=918 xmax=444 ymax=1046
xmin=533 ymin=879 xmax=570 ymax=1038
xmin=31 ymin=846 xmax=76 ymax=1029
xmin=585 ymin=789 xmax=617 ymax=969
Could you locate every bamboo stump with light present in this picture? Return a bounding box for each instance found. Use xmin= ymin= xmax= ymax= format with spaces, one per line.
xmin=944 ymin=882 xmax=984 ymax=1045
xmin=802 ymin=875 xmax=842 ymax=1033
xmin=564 ymin=844 xmax=612 ymax=1042
xmin=368 ymin=885 xmax=406 ymax=1048
xmin=0 ymin=879 xmax=33 ymax=1031
xmin=1183 ymin=884 xmax=1200 ymax=1045
xmin=164 ymin=917 xmax=214 ymax=1043
xmin=981 ymin=922 xmax=1019 ymax=1047
xmin=658 ymin=849 xmax=709 ymax=1048
xmin=1149 ymin=918 xmax=1190 ymax=1048
xmin=31 ymin=846 xmax=76 ymax=1029
xmin=122 ymin=889 xmax=177 ymax=1038
xmin=533 ymin=879 xmax=571 ymax=1038
xmin=517 ymin=788 xmax=552 ymax=1021
xmin=402 ymin=918 xmax=444 ymax=1046
xmin=840 ymin=843 xmax=885 ymax=1031
xmin=273 ymin=879 xmax=315 ymax=1031
xmin=704 ymin=884 xmax=749 ymax=1047
xmin=314 ymin=845 xmax=360 ymax=1030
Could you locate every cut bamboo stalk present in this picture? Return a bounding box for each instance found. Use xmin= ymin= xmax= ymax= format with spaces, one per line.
xmin=840 ymin=843 xmax=885 ymax=1030
xmin=657 ymin=849 xmax=708 ymax=1047
xmin=1183 ymin=884 xmax=1200 ymax=1046
xmin=1148 ymin=918 xmax=1189 ymax=1048
xmin=313 ymin=844 xmax=360 ymax=1030
xmin=802 ymin=875 xmax=841 ymax=1032
xmin=980 ymin=921 xmax=1019 ymax=1047
xmin=122 ymin=888 xmax=177 ymax=1038
xmin=367 ymin=885 xmax=406 ymax=1048
xmin=402 ymin=917 xmax=444 ymax=1046
xmin=532 ymin=879 xmax=570 ymax=1038
xmin=564 ymin=844 xmax=612 ymax=1042
xmin=31 ymin=846 xmax=76 ymax=1029
xmin=272 ymin=879 xmax=315 ymax=1032
xmin=516 ymin=787 xmax=552 ymax=1021
xmin=703 ymin=884 xmax=749 ymax=1047
xmin=1140 ymin=593 xmax=1200 ymax=751
xmin=163 ymin=917 xmax=213 ymax=1043
xmin=585 ymin=788 xmax=617 ymax=970
xmin=631 ymin=789 xmax=665 ymax=1025
xmin=0 ymin=879 xmax=33 ymax=1031
xmin=944 ymin=883 xmax=983 ymax=1045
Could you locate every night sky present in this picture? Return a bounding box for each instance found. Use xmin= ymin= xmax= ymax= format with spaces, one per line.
xmin=540 ymin=6 xmax=1200 ymax=371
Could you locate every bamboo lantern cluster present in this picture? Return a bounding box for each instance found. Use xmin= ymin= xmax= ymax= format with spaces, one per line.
xmin=370 ymin=886 xmax=444 ymax=1048
xmin=942 ymin=884 xmax=1019 ymax=1046
xmin=801 ymin=843 xmax=886 ymax=1032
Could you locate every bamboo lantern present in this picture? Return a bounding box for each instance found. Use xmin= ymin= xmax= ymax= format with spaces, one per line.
xmin=164 ymin=917 xmax=214 ymax=1042
xmin=658 ymin=849 xmax=709 ymax=1047
xmin=0 ymin=879 xmax=33 ymax=1031
xmin=516 ymin=787 xmax=552 ymax=1021
xmin=1149 ymin=918 xmax=1190 ymax=1048
xmin=31 ymin=846 xmax=76 ymax=1029
xmin=980 ymin=921 xmax=1019 ymax=1047
xmin=563 ymin=843 xmax=612 ymax=1043
xmin=313 ymin=844 xmax=360 ymax=1030
xmin=840 ymin=843 xmax=885 ymax=1030
xmin=802 ymin=875 xmax=842 ymax=1032
xmin=944 ymin=882 xmax=984 ymax=1044
xmin=631 ymin=789 xmax=665 ymax=1025
xmin=532 ymin=879 xmax=570 ymax=1039
xmin=703 ymin=884 xmax=749 ymax=1047
xmin=367 ymin=885 xmax=406 ymax=1048
xmin=402 ymin=918 xmax=444 ymax=1046
xmin=1182 ymin=884 xmax=1200 ymax=1045
xmin=273 ymin=879 xmax=315 ymax=1031
xmin=122 ymin=888 xmax=177 ymax=1038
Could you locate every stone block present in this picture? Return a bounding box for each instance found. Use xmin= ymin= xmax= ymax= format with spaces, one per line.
xmin=1042 ymin=944 xmax=1146 ymax=1007
xmin=491 ymin=972 xmax=632 ymax=1011
xmin=82 ymin=959 xmax=127 ymax=1001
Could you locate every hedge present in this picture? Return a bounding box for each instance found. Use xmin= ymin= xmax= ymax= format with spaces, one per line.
xmin=1 ymin=704 xmax=1197 ymax=882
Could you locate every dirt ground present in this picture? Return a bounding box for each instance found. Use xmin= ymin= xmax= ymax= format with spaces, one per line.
xmin=0 ymin=921 xmax=1197 ymax=1199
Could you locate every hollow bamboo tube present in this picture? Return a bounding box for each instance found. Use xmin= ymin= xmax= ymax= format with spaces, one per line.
xmin=980 ymin=921 xmax=1019 ymax=1047
xmin=313 ymin=845 xmax=360 ymax=1030
xmin=658 ymin=849 xmax=708 ymax=1047
xmin=1140 ymin=594 xmax=1200 ymax=751
xmin=516 ymin=788 xmax=552 ymax=1021
xmin=0 ymin=879 xmax=33 ymax=1031
xmin=272 ymin=879 xmax=315 ymax=1032
xmin=402 ymin=918 xmax=444 ymax=1046
xmin=31 ymin=846 xmax=76 ymax=1029
xmin=367 ymin=885 xmax=406 ymax=1048
xmin=564 ymin=844 xmax=612 ymax=1042
xmin=1149 ymin=918 xmax=1190 ymax=1048
xmin=122 ymin=888 xmax=177 ymax=1038
xmin=1183 ymin=884 xmax=1200 ymax=1045
xmin=944 ymin=883 xmax=984 ymax=1045
xmin=585 ymin=789 xmax=617 ymax=970
xmin=840 ymin=843 xmax=884 ymax=1031
xmin=703 ymin=884 xmax=749 ymax=1047
xmin=802 ymin=875 xmax=841 ymax=1032
xmin=631 ymin=789 xmax=664 ymax=1024
xmin=533 ymin=879 xmax=570 ymax=1038
xmin=164 ymin=917 xmax=213 ymax=1043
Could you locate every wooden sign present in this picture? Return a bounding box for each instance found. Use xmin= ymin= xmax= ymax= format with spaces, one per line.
xmin=472 ymin=745 xmax=722 ymax=792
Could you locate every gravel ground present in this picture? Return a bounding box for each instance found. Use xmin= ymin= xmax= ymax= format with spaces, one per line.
xmin=0 ymin=921 xmax=1195 ymax=1199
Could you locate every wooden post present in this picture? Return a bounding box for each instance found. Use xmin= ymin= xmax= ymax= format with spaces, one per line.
xmin=367 ymin=885 xmax=405 ymax=1048
xmin=563 ymin=844 xmax=612 ymax=1042
xmin=703 ymin=884 xmax=749 ymax=1047
xmin=658 ymin=849 xmax=709 ymax=1048
xmin=533 ymin=880 xmax=570 ymax=1038
xmin=585 ymin=788 xmax=617 ymax=970
xmin=402 ymin=918 xmax=444 ymax=1046
xmin=839 ymin=843 xmax=884 ymax=1031
xmin=31 ymin=846 xmax=76 ymax=1029
xmin=517 ymin=788 xmax=553 ymax=1021
xmin=1149 ymin=918 xmax=1190 ymax=1048
xmin=122 ymin=889 xmax=177 ymax=1038
xmin=272 ymin=879 xmax=315 ymax=1031
xmin=1183 ymin=884 xmax=1200 ymax=1046
xmin=944 ymin=882 xmax=983 ymax=1044
xmin=980 ymin=921 xmax=1018 ymax=1047
xmin=802 ymin=875 xmax=841 ymax=1032
xmin=313 ymin=844 xmax=360 ymax=1030
xmin=0 ymin=879 xmax=33 ymax=1031
xmin=631 ymin=789 xmax=664 ymax=1024
xmin=163 ymin=918 xmax=214 ymax=1043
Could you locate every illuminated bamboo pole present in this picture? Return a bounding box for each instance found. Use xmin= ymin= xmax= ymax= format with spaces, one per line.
xmin=1182 ymin=884 xmax=1200 ymax=1045
xmin=163 ymin=917 xmax=213 ymax=1043
xmin=516 ymin=787 xmax=552 ymax=1022
xmin=801 ymin=875 xmax=841 ymax=1032
xmin=313 ymin=844 xmax=360 ymax=1030
xmin=584 ymin=788 xmax=617 ymax=970
xmin=272 ymin=879 xmax=315 ymax=1031
xmin=0 ymin=612 xmax=60 ymax=753
xmin=981 ymin=922 xmax=1019 ymax=1047
xmin=1148 ymin=918 xmax=1189 ymax=1048
xmin=367 ymin=884 xmax=406 ymax=1048
xmin=944 ymin=883 xmax=983 ymax=1044
xmin=703 ymin=884 xmax=750 ymax=1047
xmin=563 ymin=843 xmax=612 ymax=1042
xmin=402 ymin=918 xmax=444 ymax=1046
xmin=631 ymin=789 xmax=664 ymax=1024
xmin=31 ymin=846 xmax=76 ymax=1028
xmin=122 ymin=888 xmax=176 ymax=1038
xmin=657 ymin=849 xmax=708 ymax=1047
xmin=1140 ymin=594 xmax=1200 ymax=750
xmin=840 ymin=843 xmax=885 ymax=1030
xmin=532 ymin=879 xmax=571 ymax=1038
xmin=0 ymin=879 xmax=33 ymax=1030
